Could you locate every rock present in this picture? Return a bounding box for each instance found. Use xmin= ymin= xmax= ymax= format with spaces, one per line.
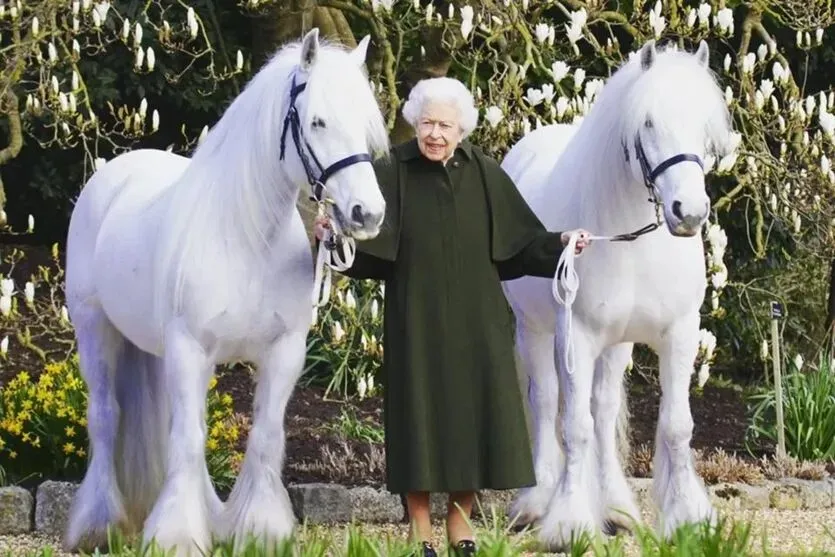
xmin=710 ymin=483 xmax=770 ymax=510
xmin=349 ymin=487 xmax=403 ymax=523
xmin=627 ymin=478 xmax=655 ymax=511
xmin=34 ymin=481 xmax=78 ymax=537
xmin=0 ymin=486 xmax=34 ymax=534
xmin=288 ymin=483 xmax=352 ymax=523
xmin=769 ymin=479 xmax=832 ymax=510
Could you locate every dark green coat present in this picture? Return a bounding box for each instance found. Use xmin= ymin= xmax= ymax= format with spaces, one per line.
xmin=338 ymin=138 xmax=565 ymax=494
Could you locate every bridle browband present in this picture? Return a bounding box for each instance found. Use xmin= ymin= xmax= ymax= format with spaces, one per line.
xmin=611 ymin=135 xmax=705 ymax=242
xmin=278 ymin=73 xmax=372 ymax=209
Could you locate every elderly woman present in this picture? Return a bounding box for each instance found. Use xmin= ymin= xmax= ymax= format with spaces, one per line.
xmin=315 ymin=77 xmax=590 ymax=556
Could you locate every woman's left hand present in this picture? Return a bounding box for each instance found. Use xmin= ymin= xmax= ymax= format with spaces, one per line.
xmin=561 ymin=229 xmax=592 ymax=255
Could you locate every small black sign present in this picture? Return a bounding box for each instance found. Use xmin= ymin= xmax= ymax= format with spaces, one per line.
xmin=770 ymin=301 xmax=784 ymax=319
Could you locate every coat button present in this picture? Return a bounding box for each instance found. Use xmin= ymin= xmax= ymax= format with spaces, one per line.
xmin=452 ymin=161 xmax=460 ymax=168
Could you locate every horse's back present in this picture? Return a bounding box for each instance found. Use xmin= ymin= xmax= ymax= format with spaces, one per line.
xmin=66 ymin=149 xmax=190 ymax=346
xmin=500 ymin=124 xmax=578 ymax=218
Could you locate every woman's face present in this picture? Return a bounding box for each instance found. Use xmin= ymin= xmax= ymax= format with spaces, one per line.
xmin=415 ymin=101 xmax=463 ymax=163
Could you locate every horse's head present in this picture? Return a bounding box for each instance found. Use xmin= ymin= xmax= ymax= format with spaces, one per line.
xmin=621 ymin=40 xmax=733 ymax=237
xmin=283 ymin=29 xmax=389 ymax=241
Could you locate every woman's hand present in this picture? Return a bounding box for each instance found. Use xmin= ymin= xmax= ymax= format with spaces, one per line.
xmin=561 ymin=229 xmax=592 ymax=255
xmin=314 ymin=214 xmax=331 ymax=241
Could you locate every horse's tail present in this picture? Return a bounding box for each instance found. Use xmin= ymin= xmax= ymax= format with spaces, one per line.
xmin=113 ymin=339 xmax=169 ymax=529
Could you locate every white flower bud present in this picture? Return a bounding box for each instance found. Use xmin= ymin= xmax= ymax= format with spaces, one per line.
xmin=146 ymin=46 xmax=155 ymax=71
xmin=0 ymin=336 xmax=7 ymax=355
xmin=152 ymin=109 xmax=159 ymax=132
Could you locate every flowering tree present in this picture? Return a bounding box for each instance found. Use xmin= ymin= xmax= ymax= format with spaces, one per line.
xmin=0 ymin=0 xmax=248 ymax=227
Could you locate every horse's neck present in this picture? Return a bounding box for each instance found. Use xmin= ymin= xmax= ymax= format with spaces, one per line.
xmin=543 ymin=126 xmax=658 ymax=236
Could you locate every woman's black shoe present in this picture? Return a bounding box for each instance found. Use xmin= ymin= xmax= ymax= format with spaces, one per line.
xmin=453 ymin=540 xmax=477 ymax=556
xmin=419 ymin=541 xmax=437 ymax=557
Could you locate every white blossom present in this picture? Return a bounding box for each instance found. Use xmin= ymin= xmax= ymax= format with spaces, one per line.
xmin=460 ymin=5 xmax=474 ymax=39
xmin=716 ymin=8 xmax=733 ymax=34
xmin=152 ymin=109 xmax=160 ymax=132
xmin=0 ymin=296 xmax=10 ymax=317
xmin=757 ymin=44 xmax=767 ymax=61
xmin=0 ymin=278 xmax=13 ymax=298
xmin=357 ymin=374 xmax=367 ymax=399
xmin=822 ymin=155 xmax=831 ymax=175
xmin=47 ymin=42 xmax=57 ymax=63
xmin=535 ymin=23 xmax=550 ymax=45
xmin=649 ymin=2 xmax=666 ymax=38
xmin=524 ymin=87 xmax=545 ymax=106
xmin=816 ymin=28 xmax=824 ymax=45
xmin=236 ymin=50 xmax=244 ymax=71
xmin=761 ymin=339 xmax=769 ymax=360
xmin=697 ymin=3 xmax=711 ymax=26
xmin=187 ymin=7 xmax=199 ymax=38
xmin=742 ymin=52 xmax=756 ymax=74
xmin=60 ymin=306 xmax=69 ymax=323
xmin=27 ymin=214 xmax=34 ymax=232
xmin=551 ymin=61 xmax=569 ymax=81
xmin=723 ymin=54 xmax=731 ymax=72
xmin=0 ymin=336 xmax=7 ymax=355
xmin=484 ymin=105 xmax=503 ymax=128
xmin=794 ymin=353 xmax=804 ymax=372
xmin=573 ymin=67 xmax=586 ymax=90
xmin=686 ymin=8 xmax=697 ymax=28
xmin=24 ymin=281 xmax=34 ymax=304
xmin=555 ymin=96 xmax=570 ymax=118
xmin=135 ymin=47 xmax=144 ymax=69
xmin=31 ymin=16 xmax=39 ymax=35
xmin=697 ymin=363 xmax=710 ymax=388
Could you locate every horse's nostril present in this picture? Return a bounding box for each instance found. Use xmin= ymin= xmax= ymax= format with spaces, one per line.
xmin=672 ymin=200 xmax=683 ymax=220
xmin=351 ymin=204 xmax=365 ymax=226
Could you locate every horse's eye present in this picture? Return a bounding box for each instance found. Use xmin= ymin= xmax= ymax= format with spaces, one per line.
xmin=644 ymin=118 xmax=654 ymax=129
xmin=312 ymin=117 xmax=326 ymax=129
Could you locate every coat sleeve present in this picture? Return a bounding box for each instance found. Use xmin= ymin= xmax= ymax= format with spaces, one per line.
xmin=475 ymin=149 xmax=566 ymax=280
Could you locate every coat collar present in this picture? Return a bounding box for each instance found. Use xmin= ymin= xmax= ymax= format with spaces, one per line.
xmin=396 ymin=137 xmax=474 ymax=162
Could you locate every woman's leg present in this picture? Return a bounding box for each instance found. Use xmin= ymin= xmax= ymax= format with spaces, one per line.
xmin=406 ymin=491 xmax=433 ymax=543
xmin=446 ymin=491 xmax=476 ymax=544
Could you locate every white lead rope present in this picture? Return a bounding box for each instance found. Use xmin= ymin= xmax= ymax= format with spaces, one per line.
xmin=311 ymin=206 xmax=356 ymax=323
xmin=551 ymin=230 xmax=625 ymax=376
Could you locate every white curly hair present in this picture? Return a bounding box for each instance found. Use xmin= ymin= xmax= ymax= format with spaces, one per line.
xmin=401 ymin=77 xmax=480 ymax=138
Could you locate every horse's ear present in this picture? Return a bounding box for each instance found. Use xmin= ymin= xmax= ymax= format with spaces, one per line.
xmin=695 ymin=40 xmax=710 ymax=67
xmin=349 ymin=35 xmax=371 ymax=67
xmin=300 ymin=28 xmax=320 ymax=72
xmin=640 ymin=40 xmax=656 ymax=71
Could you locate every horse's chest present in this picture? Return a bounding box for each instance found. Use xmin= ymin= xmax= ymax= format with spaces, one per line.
xmin=575 ymin=242 xmax=706 ymax=329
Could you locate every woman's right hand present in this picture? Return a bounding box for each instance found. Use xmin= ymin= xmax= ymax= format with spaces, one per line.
xmin=314 ymin=214 xmax=331 ymax=241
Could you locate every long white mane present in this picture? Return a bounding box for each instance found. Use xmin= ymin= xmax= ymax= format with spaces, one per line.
xmin=151 ymin=38 xmax=390 ymax=327
xmin=536 ymin=43 xmax=732 ymax=232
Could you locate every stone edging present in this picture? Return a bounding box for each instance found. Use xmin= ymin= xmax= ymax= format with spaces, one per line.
xmin=1 ymin=477 xmax=833 ymax=537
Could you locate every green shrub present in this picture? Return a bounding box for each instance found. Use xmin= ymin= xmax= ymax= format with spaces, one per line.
xmin=747 ymin=350 xmax=835 ymax=462
xmin=304 ymin=276 xmax=384 ymax=400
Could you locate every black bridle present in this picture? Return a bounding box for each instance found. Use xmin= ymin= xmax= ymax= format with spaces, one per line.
xmin=609 ymin=136 xmax=704 ymax=242
xmin=278 ymin=74 xmax=372 ymax=206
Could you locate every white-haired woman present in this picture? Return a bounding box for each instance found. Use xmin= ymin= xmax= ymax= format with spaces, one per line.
xmin=316 ymin=77 xmax=591 ymax=556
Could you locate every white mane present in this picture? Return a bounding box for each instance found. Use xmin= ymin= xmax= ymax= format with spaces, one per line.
xmin=151 ymin=38 xmax=390 ymax=328
xmin=539 ymin=43 xmax=732 ymax=232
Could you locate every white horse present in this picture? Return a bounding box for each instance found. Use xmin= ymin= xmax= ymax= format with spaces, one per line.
xmin=500 ymin=40 xmax=733 ymax=550
xmin=62 ymin=29 xmax=389 ymax=556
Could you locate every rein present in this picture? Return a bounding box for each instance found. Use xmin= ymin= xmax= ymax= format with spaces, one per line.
xmin=551 ymin=138 xmax=705 ymax=375
xmin=278 ymin=73 xmax=371 ymax=319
